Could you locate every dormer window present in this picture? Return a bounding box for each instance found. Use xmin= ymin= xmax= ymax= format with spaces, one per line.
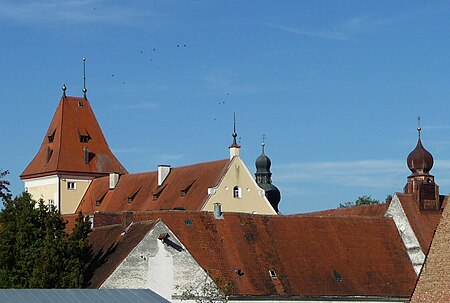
xmin=269 ymin=270 xmax=277 ymax=278
xmin=128 ymin=188 xmax=140 ymax=203
xmin=95 ymin=191 xmax=107 ymax=206
xmin=181 ymin=180 xmax=195 ymax=197
xmin=78 ymin=101 xmax=84 ymax=107
xmin=78 ymin=129 xmax=91 ymax=143
xmin=80 ymin=135 xmax=90 ymax=143
xmin=47 ymin=129 xmax=56 ymax=143
xmin=233 ymin=186 xmax=242 ymax=199
xmin=153 ymin=185 xmax=166 ymax=201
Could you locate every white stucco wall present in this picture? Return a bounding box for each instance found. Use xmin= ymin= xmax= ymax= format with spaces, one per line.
xmin=101 ymin=221 xmax=218 ymax=302
xmin=385 ymin=194 xmax=425 ymax=275
xmin=24 ymin=175 xmax=59 ymax=208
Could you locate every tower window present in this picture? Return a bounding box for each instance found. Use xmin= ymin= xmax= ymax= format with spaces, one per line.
xmin=47 ymin=129 xmax=56 ymax=143
xmin=80 ymin=135 xmax=90 ymax=143
xmin=233 ymin=186 xmax=242 ymax=199
xmin=67 ymin=182 xmax=76 ymax=190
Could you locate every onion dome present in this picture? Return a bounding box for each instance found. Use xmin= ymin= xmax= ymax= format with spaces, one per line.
xmin=256 ymin=151 xmax=272 ymax=175
xmin=407 ymin=126 xmax=433 ymax=175
xmin=255 ymin=142 xmax=281 ymax=213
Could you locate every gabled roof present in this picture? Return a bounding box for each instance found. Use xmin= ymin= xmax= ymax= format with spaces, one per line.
xmin=76 ymin=159 xmax=230 ymax=213
xmin=410 ymin=203 xmax=450 ymax=302
xmin=21 ymin=96 xmax=127 ymax=179
xmin=396 ymin=193 xmax=443 ymax=254
xmin=86 ymin=221 xmax=158 ymax=288
xmin=90 ymin=211 xmax=417 ymax=298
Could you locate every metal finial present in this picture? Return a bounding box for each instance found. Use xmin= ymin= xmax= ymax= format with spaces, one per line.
xmin=62 ymin=83 xmax=67 ymax=97
xmin=229 ymin=112 xmax=240 ymax=148
xmin=417 ymin=116 xmax=421 ymax=139
xmin=232 ymin=113 xmax=237 ymax=141
xmin=82 ymin=57 xmax=87 ymax=99
xmin=261 ymin=134 xmax=266 ymax=154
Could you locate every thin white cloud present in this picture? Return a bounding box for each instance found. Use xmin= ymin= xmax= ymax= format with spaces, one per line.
xmin=110 ymin=102 xmax=159 ymax=111
xmin=0 ymin=0 xmax=156 ymax=25
xmin=273 ymin=160 xmax=405 ymax=188
xmin=264 ymin=23 xmax=348 ymax=41
xmin=265 ymin=4 xmax=449 ymax=42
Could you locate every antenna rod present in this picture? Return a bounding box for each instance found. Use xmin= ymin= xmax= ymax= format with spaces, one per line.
xmin=82 ymin=57 xmax=87 ymax=99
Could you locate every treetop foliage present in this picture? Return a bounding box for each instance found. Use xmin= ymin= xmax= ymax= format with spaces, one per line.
xmin=0 ymin=170 xmax=92 ymax=288
xmin=338 ymin=195 xmax=382 ymax=209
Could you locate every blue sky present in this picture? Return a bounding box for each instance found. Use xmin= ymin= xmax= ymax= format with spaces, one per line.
xmin=2 ymin=1 xmax=450 ymax=214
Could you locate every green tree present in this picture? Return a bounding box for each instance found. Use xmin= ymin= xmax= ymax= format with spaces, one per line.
xmin=0 ymin=191 xmax=92 ymax=288
xmin=0 ymin=169 xmax=11 ymax=202
xmin=338 ymin=195 xmax=382 ymax=208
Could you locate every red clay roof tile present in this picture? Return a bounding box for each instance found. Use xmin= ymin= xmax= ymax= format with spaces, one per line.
xmin=89 ymin=211 xmax=417 ymax=298
xmin=396 ymin=193 xmax=442 ymax=254
xmin=77 ymin=159 xmax=230 ymax=213
xmin=304 ymin=204 xmax=387 ymax=217
xmin=21 ymin=96 xmax=127 ymax=179
xmin=410 ymin=203 xmax=450 ymax=302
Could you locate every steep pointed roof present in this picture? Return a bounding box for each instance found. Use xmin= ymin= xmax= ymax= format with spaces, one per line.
xmin=21 ymin=96 xmax=127 ymax=179
xmin=410 ymin=203 xmax=450 ymax=302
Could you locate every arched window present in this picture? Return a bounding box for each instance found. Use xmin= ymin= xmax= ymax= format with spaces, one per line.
xmin=233 ymin=186 xmax=242 ymax=199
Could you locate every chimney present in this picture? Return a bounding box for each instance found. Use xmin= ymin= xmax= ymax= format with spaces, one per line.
xmin=109 ymin=173 xmax=120 ymax=189
xmin=83 ymin=147 xmax=89 ymax=164
xmin=158 ymin=165 xmax=171 ymax=186
xmin=385 ymin=194 xmax=393 ymax=208
xmin=214 ymin=203 xmax=224 ymax=219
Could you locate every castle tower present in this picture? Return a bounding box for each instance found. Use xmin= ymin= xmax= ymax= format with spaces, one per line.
xmin=20 ymin=86 xmax=127 ymax=214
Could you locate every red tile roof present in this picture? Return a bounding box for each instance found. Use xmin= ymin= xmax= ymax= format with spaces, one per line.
xmin=77 ymin=159 xmax=230 ymax=213
xmin=90 ymin=211 xmax=417 ymax=298
xmin=304 ymin=204 xmax=387 ymax=217
xmin=86 ymin=221 xmax=157 ymax=288
xmin=410 ymin=203 xmax=450 ymax=302
xmin=396 ymin=193 xmax=443 ymax=254
xmin=21 ymin=96 xmax=127 ymax=179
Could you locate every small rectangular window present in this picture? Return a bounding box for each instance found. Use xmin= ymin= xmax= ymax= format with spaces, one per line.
xmin=67 ymin=182 xmax=76 ymax=190
xmin=80 ymin=135 xmax=90 ymax=143
xmin=48 ymin=199 xmax=54 ymax=206
xmin=269 ymin=270 xmax=277 ymax=278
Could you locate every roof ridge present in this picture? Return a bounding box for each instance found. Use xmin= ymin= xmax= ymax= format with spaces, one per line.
xmin=55 ymin=97 xmax=65 ymax=171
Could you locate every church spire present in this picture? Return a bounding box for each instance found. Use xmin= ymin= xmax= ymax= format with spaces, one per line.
xmin=255 ymin=137 xmax=281 ymax=213
xmin=404 ymin=118 xmax=440 ymax=211
xmin=229 ymin=113 xmax=240 ymax=159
